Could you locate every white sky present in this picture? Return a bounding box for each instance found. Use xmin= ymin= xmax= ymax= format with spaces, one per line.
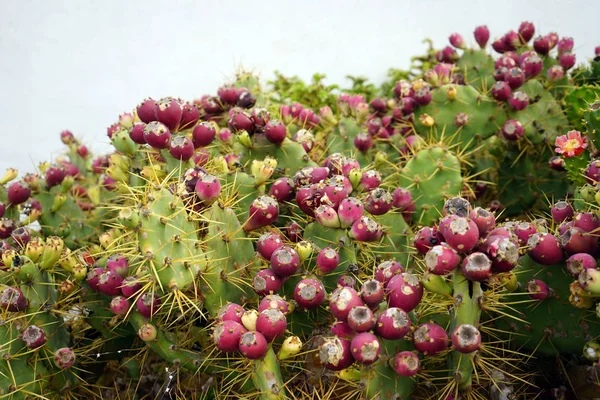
xmin=1 ymin=0 xmax=598 ymax=175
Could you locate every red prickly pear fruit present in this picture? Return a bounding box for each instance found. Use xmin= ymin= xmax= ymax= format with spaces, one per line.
xmin=107 ymin=123 xmax=120 ymax=139
xmin=491 ymin=81 xmax=512 ymax=101
xmin=322 ymin=181 xmax=348 ymax=208
xmin=121 ymin=276 xmax=142 ymax=298
xmin=76 ymin=145 xmax=88 ymax=157
xmin=392 ymin=188 xmax=414 ymax=218
xmin=520 ymin=54 xmax=543 ymax=78
xmin=527 ymin=279 xmax=551 ymax=300
xmin=449 ymin=33 xmax=466 ymax=49
xmin=217 ymin=85 xmax=241 ymax=105
xmin=347 ymin=306 xmax=375 ymax=333
xmin=316 ymin=247 xmax=339 ymax=274
xmin=60 ymin=130 xmax=75 ymax=144
xmin=97 ymin=270 xmax=124 ymax=296
xmin=349 ymin=216 xmax=383 ymax=242
xmin=315 ymin=205 xmax=341 ymax=228
xmin=239 ymin=331 xmax=268 ymax=360
xmin=0 ymin=219 xmax=15 ymax=239
xmin=338 ymin=197 xmax=364 ymax=229
xmin=547 ymin=65 xmax=565 ymax=81
xmin=494 ymin=67 xmax=509 ymax=82
xmin=292 ymin=129 xmax=315 ymax=153
xmin=439 ymin=215 xmax=480 ymax=253
xmin=501 ymin=119 xmax=524 ymax=141
xmin=11 ymin=227 xmax=30 ymax=249
xmin=109 ymin=296 xmax=130 ymax=316
xmin=1 ymin=286 xmax=28 ymax=311
xmin=331 ymin=321 xmax=354 ymax=339
xmin=259 ymin=295 xmax=289 ymax=314
xmin=129 ymin=122 xmax=146 ymax=144
xmin=294 ymin=278 xmax=325 ymax=309
xmin=350 ymin=332 xmax=381 ymax=365
xmin=469 ymin=207 xmax=496 ymax=236
xmin=156 ymin=97 xmax=183 ymax=132
xmin=169 ymin=136 xmax=194 ymax=161
xmin=567 ymin=253 xmax=597 ymax=277
xmin=143 ymin=121 xmax=171 ymax=149
xmin=474 ymin=26 xmax=490 ymax=48
xmin=269 ymin=178 xmax=295 ymax=203
xmin=86 ymin=268 xmax=105 ymax=292
xmin=393 ymin=351 xmax=420 ymax=377
xmin=364 ymin=188 xmax=393 ymax=216
xmin=436 ymin=46 xmax=459 ymax=63
xmin=492 ymin=37 xmax=507 ymax=53
xmin=551 ymin=201 xmax=574 ymax=223
xmin=413 ymin=323 xmax=449 ymax=355
xmin=370 ymin=97 xmax=387 ymax=113
xmin=512 ymin=222 xmax=537 ymax=246
xmin=213 ymin=320 xmax=247 ymax=353
xmin=533 ymin=36 xmax=551 ymax=55
xmin=256 ymin=309 xmax=287 ymax=342
xmin=319 ymin=337 xmax=354 ymax=371
xmin=179 ymin=103 xmax=200 ymax=130
xmin=253 ymin=268 xmax=284 ymax=296
xmin=451 ymin=324 xmax=482 ymax=353
xmin=337 ymin=275 xmax=356 ymax=288
xmin=354 ymin=132 xmax=373 ymax=152
xmin=243 ymin=196 xmax=279 ymax=232
xmin=264 ymin=120 xmax=288 ymax=145
xmin=137 ymin=99 xmax=158 ymax=123
xmin=236 ymin=89 xmax=256 ymax=109
xmin=585 ymin=160 xmax=600 ymax=185
xmin=414 ymin=87 xmax=432 ymax=106
xmin=376 ymin=307 xmax=411 ymax=340
xmin=509 ymin=91 xmax=529 ymax=111
xmin=257 ymin=232 xmax=284 ymax=260
xmin=198 ymin=95 xmax=223 ymax=115
xmin=374 ymin=260 xmax=404 ymax=286
xmin=386 ymin=273 xmax=423 ymax=312
xmin=218 ymin=128 xmax=232 ymax=143
xmin=503 ymin=30 xmax=520 ymax=51
xmin=270 ymin=246 xmax=300 ymax=278
xmin=192 ymin=122 xmax=216 ymax=148
xmin=485 ymin=236 xmax=519 ymax=273
xmin=7 ymin=181 xmax=31 ymax=205
xmin=547 ymin=32 xmax=559 ymax=49
xmin=527 ymin=233 xmax=564 ymax=265
xmin=360 ymin=279 xmax=385 ymax=308
xmin=22 ymin=325 xmax=47 ymax=349
xmin=425 ymin=243 xmax=461 ymax=275
xmin=106 ymin=254 xmax=129 ymax=278
xmin=329 ymin=286 xmax=364 ymax=321
xmin=54 ymin=348 xmax=76 ymax=369
xmin=250 ymin=108 xmax=270 ymax=128
xmin=194 ymin=174 xmax=221 ymax=206
xmin=285 ymin=221 xmax=302 ymax=242
xmin=358 ymin=170 xmax=382 ymax=192
xmin=518 ymin=21 xmax=535 ymax=43
xmin=45 ymin=165 xmax=66 ymax=187
xmin=136 ymin=292 xmax=160 ymax=319
xmin=228 ymin=111 xmax=254 ymax=133
xmin=561 ymin=227 xmax=599 ymax=255
xmin=461 ymin=252 xmax=493 ymax=281
xmin=557 ymin=37 xmax=574 ymax=55
xmin=558 ymin=221 xmax=574 ymax=237
xmin=413 ymin=226 xmax=443 ymax=255
xmin=559 ymin=53 xmax=576 ymax=70
xmin=507 ymin=67 xmax=525 ymax=89
xmin=216 ymin=303 xmax=246 ymax=323
xmin=394 ymin=80 xmax=414 ymax=99
xmin=573 ymin=212 xmax=600 ymax=233
xmin=293 ymin=166 xmax=330 ymax=187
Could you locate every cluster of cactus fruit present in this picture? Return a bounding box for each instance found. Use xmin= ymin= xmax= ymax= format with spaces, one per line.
xmin=2 ymin=19 xmax=600 ymax=400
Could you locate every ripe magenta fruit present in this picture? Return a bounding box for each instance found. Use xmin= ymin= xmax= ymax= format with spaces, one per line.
xmin=386 ymin=273 xmax=423 ymax=312
xmin=425 ymin=243 xmax=461 ymax=275
xmin=350 ymin=332 xmax=381 ymax=365
xmin=239 ymin=331 xmax=269 ymax=360
xmin=319 ymin=337 xmax=353 ymax=371
xmin=393 ymin=351 xmax=420 ymax=377
xmin=329 ymin=286 xmax=364 ymax=321
xmin=451 ymin=324 xmax=482 ymax=353
xmin=461 ymin=252 xmax=493 ymax=281
xmin=22 ymin=325 xmax=47 ymax=349
xmin=270 ymin=246 xmax=300 ymax=277
xmin=413 ymin=323 xmax=449 ymax=356
xmin=294 ymin=278 xmax=325 ymax=309
xmin=360 ymin=279 xmax=385 ymax=308
xmin=375 ymin=307 xmax=411 ymax=340
xmin=347 ymin=306 xmax=375 ymax=333
xmin=256 ymin=309 xmax=287 ymax=342
xmin=213 ymin=320 xmax=247 ymax=353
xmin=252 ymin=268 xmax=283 ymax=296
xmin=216 ymin=302 xmax=245 ymax=324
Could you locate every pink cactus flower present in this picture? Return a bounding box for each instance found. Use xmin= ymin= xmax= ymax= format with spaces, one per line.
xmin=555 ymin=130 xmax=588 ymax=158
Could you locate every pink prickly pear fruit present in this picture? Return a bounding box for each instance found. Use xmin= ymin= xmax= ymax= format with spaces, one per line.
xmin=136 ymin=292 xmax=160 ymax=319
xmin=192 ymin=122 xmax=216 ymax=148
xmin=585 ymin=160 xmax=600 ymax=184
xmin=0 ymin=219 xmax=15 ymax=240
xmin=107 ymin=123 xmax=120 ymax=139
xmin=413 ymin=323 xmax=449 ymax=356
xmin=109 ymin=296 xmax=130 ymax=316
xmin=329 ymin=286 xmax=364 ymax=321
xmin=491 ymin=81 xmax=512 ymax=101
xmin=76 ymin=144 xmax=88 ymax=157
xmin=169 ymin=136 xmax=194 ymax=161
xmin=350 ymin=332 xmax=381 ymax=365
xmin=425 ymin=243 xmax=461 ymax=275
xmin=259 ymin=295 xmax=289 ymax=314
xmin=60 ymin=130 xmax=75 ymax=144
xmin=97 ymin=270 xmax=124 ymax=296
xmin=393 ymin=351 xmax=420 ymax=377
xmin=321 ymin=181 xmax=348 ymax=208
xmin=414 ymin=87 xmax=432 ymax=106
xmin=156 ymin=97 xmax=183 ymax=132
xmin=492 ymin=37 xmax=507 ymax=53
xmin=436 ymin=46 xmax=459 ymax=63
xmin=501 ymin=119 xmax=524 ymax=141
xmin=354 ymin=132 xmax=373 ymax=152
xmin=285 ymin=221 xmax=302 ymax=242
xmin=228 ymin=111 xmax=254 ymax=133
xmin=106 ymin=254 xmax=129 ymax=278
xmin=250 ymin=108 xmax=270 ymax=128
xmin=270 ymin=246 xmax=300 ymax=278
xmin=360 ymin=279 xmax=385 ymax=308
xmin=494 ymin=67 xmax=509 ymax=82
xmin=194 ymin=174 xmax=221 ymax=206
xmin=316 ymin=247 xmax=339 ymax=274
xmin=294 ymin=278 xmax=325 ymax=309
xmin=485 ymin=236 xmax=519 ymax=273
xmin=495 ymin=54 xmax=516 ymax=69
xmin=264 ymin=120 xmax=287 ymax=145
xmin=461 ymin=252 xmax=492 ymax=281
xmin=213 ymin=320 xmax=247 ymax=353
xmin=358 ymin=170 xmax=382 ymax=192
xmin=596 ymin=46 xmax=600 ymax=56
xmin=561 ymin=227 xmax=599 ymax=255
xmin=54 ymin=348 xmax=76 ymax=369
xmin=86 ymin=268 xmax=105 ymax=292
xmin=217 ymin=85 xmax=241 ymax=106
xmin=1 ymin=286 xmax=28 ymax=311
xmin=338 ymin=197 xmax=364 ymax=229
xmin=376 ymin=307 xmax=411 ymax=340
xmin=547 ymin=32 xmax=559 ymax=49
xmin=557 ymin=37 xmax=574 ymax=55
xmin=573 ymin=212 xmax=600 ymax=233
xmin=349 ymin=216 xmax=383 ymax=242
xmin=533 ymin=36 xmax=551 ymax=55
xmin=239 ymin=331 xmax=269 ymax=360
xmin=257 ymin=232 xmax=284 ymax=260
xmin=518 ymin=21 xmax=535 ymax=43
xmin=292 ymin=129 xmax=315 ymax=153
xmin=509 ymin=91 xmax=529 ymax=111
xmin=331 ymin=320 xmax=354 ymax=340
xmin=180 ymin=102 xmax=200 ymax=130
xmin=243 ymin=196 xmax=279 ymax=232
xmin=392 ymin=188 xmax=413 ymax=209
xmin=253 ymin=268 xmax=283 ymax=296
xmin=121 ymin=276 xmax=142 ymax=298
xmin=469 ymin=207 xmax=496 ymax=236
xmin=129 ymin=122 xmax=146 ymax=144
xmin=439 ymin=215 xmax=480 ymax=253
xmin=369 ymin=97 xmax=387 ymax=114
xmin=22 ymin=325 xmax=47 ymax=349
xmin=474 ymin=26 xmax=490 ymax=48
xmin=256 ymin=309 xmax=287 ymax=341
xmin=567 ymin=253 xmax=597 ymax=277
xmin=394 ymin=80 xmax=414 ymax=99
xmin=364 ymin=188 xmax=393 ymax=216
xmin=45 ymin=165 xmax=66 ymax=188
xmin=218 ymin=128 xmax=232 ymax=144
xmin=375 ymin=260 xmax=404 ymax=286
xmin=503 ymin=30 xmax=520 ymax=51
xmin=413 ymin=226 xmax=443 ymax=254
xmin=337 ymin=275 xmax=356 ymax=288
xmin=512 ymin=221 xmax=537 ymax=246
xmin=347 ymin=306 xmax=375 ymax=333
xmin=315 ymin=205 xmax=341 ymax=228
xmin=136 ymin=98 xmax=158 ymax=123
xmin=547 ymin=65 xmax=565 ymax=81
xmin=527 ymin=233 xmax=564 ymax=265
xmin=7 ymin=181 xmax=31 ymax=205
xmin=269 ymin=178 xmax=295 ymax=203
xmin=521 ymin=54 xmax=543 ymax=78
xmin=11 ymin=227 xmax=30 ymax=249
xmin=559 ymin=221 xmax=574 ymax=237
xmin=449 ymin=33 xmax=466 ymax=49
xmin=386 ymin=273 xmax=423 ymax=312
xmin=451 ymin=324 xmax=482 ymax=353
xmin=216 ymin=302 xmax=246 ymax=323
xmin=143 ymin=121 xmax=171 ymax=149
xmin=527 ymin=279 xmax=552 ymax=300
xmin=551 ymin=201 xmax=574 ymax=223
xmin=559 ymin=53 xmax=576 ymax=70
xmin=237 ymin=89 xmax=256 ymax=109
xmin=320 ymin=337 xmax=354 ymax=371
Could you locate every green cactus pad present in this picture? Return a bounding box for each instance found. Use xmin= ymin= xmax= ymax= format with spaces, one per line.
xmin=455 ymin=49 xmax=496 ymax=93
xmin=251 ymin=347 xmax=286 ymax=400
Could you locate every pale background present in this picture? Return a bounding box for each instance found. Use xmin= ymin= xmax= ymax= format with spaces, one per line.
xmin=1 ymin=0 xmax=599 ymax=175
